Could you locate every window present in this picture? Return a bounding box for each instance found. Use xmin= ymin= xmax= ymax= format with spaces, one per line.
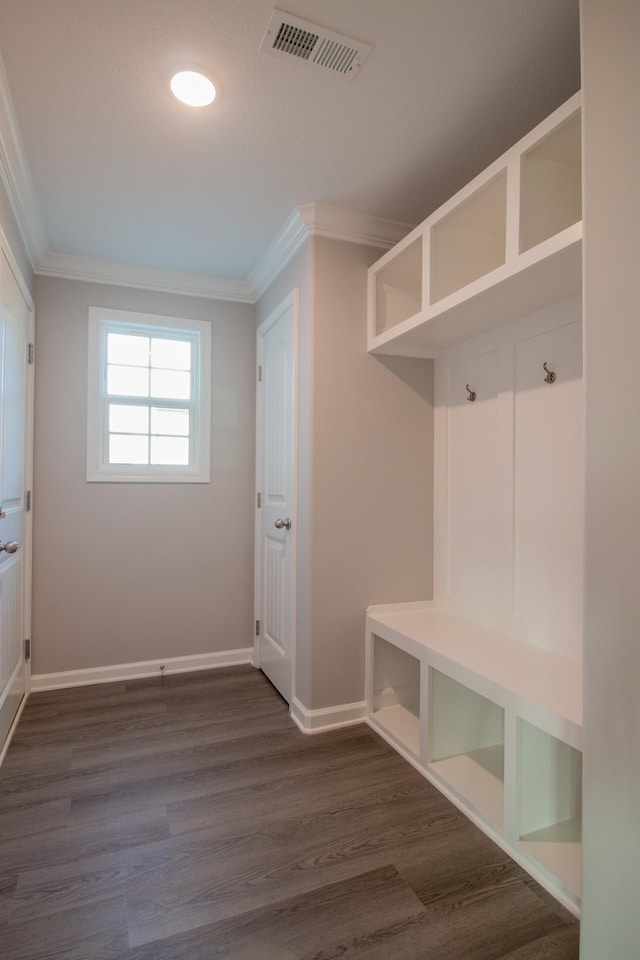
xmin=87 ymin=307 xmax=211 ymax=482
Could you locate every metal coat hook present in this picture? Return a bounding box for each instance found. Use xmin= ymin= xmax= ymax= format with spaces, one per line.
xmin=465 ymin=383 xmax=477 ymax=402
xmin=543 ymin=362 xmax=556 ymax=384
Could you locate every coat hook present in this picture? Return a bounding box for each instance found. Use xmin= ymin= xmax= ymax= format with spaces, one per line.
xmin=465 ymin=383 xmax=476 ymax=402
xmin=543 ymin=362 xmax=556 ymax=384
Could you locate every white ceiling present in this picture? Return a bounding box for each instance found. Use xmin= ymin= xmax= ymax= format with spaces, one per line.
xmin=0 ymin=0 xmax=580 ymax=296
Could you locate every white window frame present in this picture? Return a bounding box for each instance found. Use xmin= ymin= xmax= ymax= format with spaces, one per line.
xmin=87 ymin=307 xmax=211 ymax=483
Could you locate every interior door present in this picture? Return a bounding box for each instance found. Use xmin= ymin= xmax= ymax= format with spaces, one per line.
xmin=0 ymin=244 xmax=33 ymax=753
xmin=255 ymin=291 xmax=297 ymax=703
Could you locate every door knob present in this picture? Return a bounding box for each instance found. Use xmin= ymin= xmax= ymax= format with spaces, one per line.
xmin=0 ymin=541 xmax=19 ymax=554
xmin=274 ymin=518 xmax=291 ymax=530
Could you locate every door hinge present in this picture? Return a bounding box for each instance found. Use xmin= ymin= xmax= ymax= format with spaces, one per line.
xmin=24 ymin=638 xmax=30 ymax=661
xmin=255 ymin=619 xmax=260 ymax=637
xmin=25 ymin=490 xmax=32 ymax=512
xmin=258 ymin=365 xmax=263 ymax=382
xmin=257 ymin=492 xmax=261 ymax=509
xmin=27 ymin=343 xmax=35 ymax=365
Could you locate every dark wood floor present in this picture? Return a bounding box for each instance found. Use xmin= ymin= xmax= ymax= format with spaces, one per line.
xmin=0 ymin=666 xmax=579 ymax=959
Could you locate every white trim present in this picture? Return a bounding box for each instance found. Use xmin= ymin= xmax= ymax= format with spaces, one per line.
xmin=290 ymin=696 xmax=366 ymax=734
xmin=298 ymin=202 xmax=413 ymax=248
xmin=249 ymin=203 xmax=413 ymax=302
xmin=0 ymin=53 xmax=47 ymax=268
xmin=36 ymin=251 xmax=253 ymax=304
xmin=30 ymin=648 xmax=254 ymax=692
xmin=248 ymin=210 xmax=310 ymax=303
xmin=86 ymin=306 xmax=211 ymax=483
xmin=0 ymin=690 xmax=29 ymax=767
xmin=32 ymin=205 xmax=412 ymax=306
xmin=0 ymin=221 xmax=34 ymax=311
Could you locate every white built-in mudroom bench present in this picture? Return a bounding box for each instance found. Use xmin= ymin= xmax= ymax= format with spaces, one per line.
xmin=365 ymin=92 xmax=583 ymax=915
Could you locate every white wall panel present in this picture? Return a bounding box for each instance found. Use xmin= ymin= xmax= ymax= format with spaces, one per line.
xmin=446 ymin=351 xmax=501 ymax=610
xmin=514 ymin=321 xmax=582 ymax=658
xmin=436 ymin=299 xmax=582 ymax=658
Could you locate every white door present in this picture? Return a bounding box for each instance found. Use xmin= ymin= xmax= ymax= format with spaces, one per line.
xmin=255 ymin=291 xmax=297 ymax=703
xmin=0 ymin=244 xmax=33 ymax=753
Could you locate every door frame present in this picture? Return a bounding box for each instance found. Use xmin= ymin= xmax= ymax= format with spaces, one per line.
xmin=0 ymin=225 xmax=35 ymax=764
xmin=254 ymin=289 xmax=299 ymax=703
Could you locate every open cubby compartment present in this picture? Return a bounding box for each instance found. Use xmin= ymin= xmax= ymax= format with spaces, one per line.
xmin=520 ymin=110 xmax=582 ymax=254
xmin=428 ymin=668 xmax=505 ymax=827
xmin=429 ymin=169 xmax=507 ymax=305
xmin=517 ymin=719 xmax=582 ymax=898
xmin=371 ymin=634 xmax=421 ymax=757
xmin=373 ymin=234 xmax=423 ymax=336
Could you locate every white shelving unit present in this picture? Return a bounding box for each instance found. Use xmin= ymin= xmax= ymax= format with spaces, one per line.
xmin=367 ymin=93 xmax=582 ymax=358
xmin=365 ymin=92 xmax=584 ymax=916
xmin=366 ymin=604 xmax=582 ymax=912
xmin=519 ymin=111 xmax=582 ymax=254
xmin=517 ymin=719 xmax=582 ymax=898
xmin=429 ymin=668 xmax=505 ymax=827
xmin=430 ymin=171 xmax=507 ymax=305
xmin=373 ymin=235 xmax=423 ymax=337
xmin=369 ymin=634 xmax=421 ymax=758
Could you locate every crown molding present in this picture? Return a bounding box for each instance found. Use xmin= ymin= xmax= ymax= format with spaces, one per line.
xmin=35 ymin=251 xmax=253 ymax=302
xmin=298 ymin=201 xmax=413 ymax=248
xmin=0 ymin=49 xmax=412 ymax=305
xmin=0 ymin=54 xmax=48 ymax=267
xmin=246 ymin=208 xmax=310 ymax=302
xmin=38 ymin=203 xmax=411 ymax=304
xmin=248 ymin=201 xmax=413 ymax=302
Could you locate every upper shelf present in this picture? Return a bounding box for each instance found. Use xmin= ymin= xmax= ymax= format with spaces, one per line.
xmin=368 ymin=93 xmax=582 ymax=358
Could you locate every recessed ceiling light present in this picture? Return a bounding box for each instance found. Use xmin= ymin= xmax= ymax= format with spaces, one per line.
xmin=170 ymin=71 xmax=216 ymax=107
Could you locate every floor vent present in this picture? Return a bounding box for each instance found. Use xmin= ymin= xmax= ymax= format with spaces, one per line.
xmin=259 ymin=10 xmax=373 ymax=81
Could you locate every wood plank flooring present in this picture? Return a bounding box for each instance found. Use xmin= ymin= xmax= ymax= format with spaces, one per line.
xmin=0 ymin=666 xmax=579 ymax=959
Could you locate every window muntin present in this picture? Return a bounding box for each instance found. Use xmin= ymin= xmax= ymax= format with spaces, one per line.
xmin=87 ymin=308 xmax=211 ymax=483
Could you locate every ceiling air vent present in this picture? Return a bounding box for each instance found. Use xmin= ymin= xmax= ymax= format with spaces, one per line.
xmin=259 ymin=10 xmax=373 ymax=81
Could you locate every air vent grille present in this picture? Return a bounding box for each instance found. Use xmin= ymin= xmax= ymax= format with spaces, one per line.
xmin=273 ymin=22 xmax=319 ymax=60
xmin=260 ymin=10 xmax=372 ymax=81
xmin=314 ymin=38 xmax=358 ymax=74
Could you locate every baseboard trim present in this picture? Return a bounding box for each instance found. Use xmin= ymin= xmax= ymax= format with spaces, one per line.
xmin=290 ymin=696 xmax=366 ymax=734
xmin=0 ymin=690 xmax=29 ymax=767
xmin=30 ymin=649 xmax=254 ymax=692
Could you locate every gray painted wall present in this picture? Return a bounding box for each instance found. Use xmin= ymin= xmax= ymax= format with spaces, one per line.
xmin=256 ymin=237 xmax=433 ymax=711
xmin=580 ymin=1 xmax=640 ymax=955
xmin=32 ymin=276 xmax=256 ymax=675
xmin=310 ymin=237 xmax=433 ymax=709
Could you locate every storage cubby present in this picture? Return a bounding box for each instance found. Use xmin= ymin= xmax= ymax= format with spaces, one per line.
xmin=371 ymin=634 xmax=421 ymax=756
xmin=429 ymin=669 xmax=504 ymax=826
xmin=367 ymin=93 xmax=582 ymax=357
xmin=520 ymin=112 xmax=582 ymax=254
xmin=430 ymin=170 xmax=507 ymax=304
xmin=517 ymin=719 xmax=582 ymax=896
xmin=373 ymin=235 xmax=422 ymax=336
xmin=366 ymin=605 xmax=583 ymax=913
